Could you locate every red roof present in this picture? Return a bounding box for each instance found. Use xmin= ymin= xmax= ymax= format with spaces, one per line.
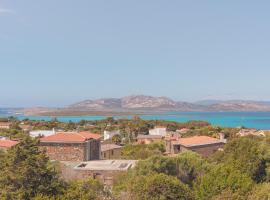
xmin=179 ymin=136 xmax=221 ymax=147
xmin=0 ymin=140 xmax=19 ymax=148
xmin=40 ymin=131 xmax=101 ymax=143
xmin=0 ymin=122 xmax=11 ymax=126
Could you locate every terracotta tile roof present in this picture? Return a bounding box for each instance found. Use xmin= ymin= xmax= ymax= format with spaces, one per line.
xmin=0 ymin=122 xmax=11 ymax=126
xmin=178 ymin=136 xmax=222 ymax=147
xmin=0 ymin=140 xmax=19 ymax=148
xmin=40 ymin=131 xmax=101 ymax=143
xmin=79 ymin=131 xmax=102 ymax=140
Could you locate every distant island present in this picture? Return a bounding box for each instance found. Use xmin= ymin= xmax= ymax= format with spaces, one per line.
xmin=16 ymin=95 xmax=270 ymax=116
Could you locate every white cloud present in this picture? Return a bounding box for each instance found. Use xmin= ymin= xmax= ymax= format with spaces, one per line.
xmin=0 ymin=8 xmax=15 ymax=15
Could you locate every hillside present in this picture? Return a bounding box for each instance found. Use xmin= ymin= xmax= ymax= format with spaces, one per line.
xmin=18 ymin=95 xmax=270 ymax=116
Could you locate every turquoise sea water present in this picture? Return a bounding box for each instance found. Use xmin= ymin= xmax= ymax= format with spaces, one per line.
xmin=13 ymin=112 xmax=270 ymax=130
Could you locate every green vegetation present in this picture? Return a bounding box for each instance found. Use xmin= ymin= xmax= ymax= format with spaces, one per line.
xmin=0 ymin=117 xmax=270 ymax=199
xmin=121 ymin=141 xmax=165 ymax=160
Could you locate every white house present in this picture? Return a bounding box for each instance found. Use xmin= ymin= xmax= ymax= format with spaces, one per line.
xmin=104 ymin=130 xmax=120 ymax=140
xmin=149 ymin=126 xmax=167 ymax=137
xmin=29 ymin=129 xmax=56 ymax=138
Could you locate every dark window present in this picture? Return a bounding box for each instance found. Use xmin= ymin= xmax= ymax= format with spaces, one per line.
xmin=111 ymin=150 xmax=114 ymax=155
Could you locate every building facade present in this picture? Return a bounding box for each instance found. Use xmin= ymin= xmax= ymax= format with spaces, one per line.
xmin=149 ymin=126 xmax=167 ymax=136
xmin=0 ymin=138 xmax=19 ymax=151
xmin=40 ymin=132 xmax=101 ymax=162
xmin=60 ymin=160 xmax=137 ymax=186
xmin=101 ymin=144 xmax=122 ymax=159
xmin=166 ymin=135 xmax=226 ymax=157
xmin=0 ymin=122 xmax=11 ymax=129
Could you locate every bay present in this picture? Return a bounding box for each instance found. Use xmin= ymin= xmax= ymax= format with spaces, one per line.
xmin=12 ymin=112 xmax=270 ymax=130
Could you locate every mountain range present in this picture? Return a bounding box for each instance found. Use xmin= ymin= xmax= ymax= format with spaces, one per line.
xmin=19 ymin=95 xmax=270 ymax=116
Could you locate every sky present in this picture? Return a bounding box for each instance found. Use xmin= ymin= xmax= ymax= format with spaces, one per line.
xmin=0 ymin=1 xmax=270 ymax=107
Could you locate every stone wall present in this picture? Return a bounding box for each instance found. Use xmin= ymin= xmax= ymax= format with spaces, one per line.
xmin=182 ymin=143 xmax=225 ymax=157
xmin=40 ymin=143 xmax=86 ymax=161
xmin=60 ymin=163 xmax=120 ymax=186
xmin=101 ymin=148 xmax=122 ymax=160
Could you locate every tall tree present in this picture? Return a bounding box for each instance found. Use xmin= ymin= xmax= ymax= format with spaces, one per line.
xmin=0 ymin=137 xmax=64 ymax=200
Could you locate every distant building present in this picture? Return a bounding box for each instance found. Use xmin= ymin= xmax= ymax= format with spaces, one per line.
xmin=149 ymin=126 xmax=167 ymax=136
xmin=104 ymin=130 xmax=120 ymax=141
xmin=19 ymin=124 xmax=33 ymax=132
xmin=60 ymin=160 xmax=137 ymax=186
xmin=237 ymin=129 xmax=270 ymax=137
xmin=101 ymin=144 xmax=122 ymax=159
xmin=30 ymin=129 xmax=56 ymax=138
xmin=0 ymin=122 xmax=11 ymax=129
xmin=137 ymin=134 xmax=163 ymax=145
xmin=166 ymin=134 xmax=226 ymax=157
xmin=0 ymin=138 xmax=19 ymax=151
xmin=176 ymin=128 xmax=190 ymax=134
xmin=40 ymin=131 xmax=102 ymax=162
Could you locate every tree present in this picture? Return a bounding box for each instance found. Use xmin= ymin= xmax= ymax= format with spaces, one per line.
xmin=0 ymin=137 xmax=65 ymax=200
xmin=212 ymin=137 xmax=267 ymax=182
xmin=112 ymin=134 xmax=122 ymax=145
xmin=134 ymin=156 xmax=178 ymax=177
xmin=194 ymin=164 xmax=253 ymax=200
xmin=176 ymin=151 xmax=210 ymax=186
xmin=61 ymin=178 xmax=107 ymax=200
xmin=248 ymin=183 xmax=270 ymax=200
xmin=126 ymin=173 xmax=194 ymax=200
xmin=121 ymin=143 xmax=165 ymax=160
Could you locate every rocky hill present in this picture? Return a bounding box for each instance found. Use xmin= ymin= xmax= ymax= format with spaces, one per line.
xmin=69 ymin=95 xmax=204 ymax=111
xmin=19 ymin=95 xmax=270 ymax=116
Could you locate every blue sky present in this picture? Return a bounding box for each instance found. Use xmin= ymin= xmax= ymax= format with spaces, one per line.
xmin=0 ymin=1 xmax=270 ymax=107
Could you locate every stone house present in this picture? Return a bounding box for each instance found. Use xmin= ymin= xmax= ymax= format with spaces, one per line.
xmin=0 ymin=138 xmax=19 ymax=151
xmin=101 ymin=144 xmax=122 ymax=159
xmin=165 ymin=134 xmax=226 ymax=157
xmin=0 ymin=122 xmax=11 ymax=129
xmin=60 ymin=160 xmax=137 ymax=186
xmin=40 ymin=131 xmax=102 ymax=162
xmin=137 ymin=134 xmax=163 ymax=145
xmin=19 ymin=124 xmax=33 ymax=132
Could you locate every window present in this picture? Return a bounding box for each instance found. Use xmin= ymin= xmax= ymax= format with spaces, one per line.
xmin=111 ymin=150 xmax=114 ymax=155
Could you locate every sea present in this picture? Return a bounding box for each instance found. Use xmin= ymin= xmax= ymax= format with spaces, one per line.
xmin=0 ymin=111 xmax=269 ymax=130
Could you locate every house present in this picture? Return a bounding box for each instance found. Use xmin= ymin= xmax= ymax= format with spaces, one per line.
xmin=104 ymin=130 xmax=120 ymax=141
xmin=30 ymin=129 xmax=56 ymax=138
xmin=40 ymin=131 xmax=102 ymax=162
xmin=101 ymin=144 xmax=122 ymax=159
xmin=176 ymin=128 xmax=190 ymax=134
xmin=0 ymin=122 xmax=11 ymax=129
xmin=166 ymin=134 xmax=226 ymax=157
xmin=137 ymin=134 xmax=163 ymax=144
xmin=60 ymin=160 xmax=137 ymax=186
xmin=19 ymin=124 xmax=33 ymax=132
xmin=0 ymin=138 xmax=19 ymax=151
xmin=149 ymin=126 xmax=167 ymax=136
xmin=237 ymin=129 xmax=270 ymax=137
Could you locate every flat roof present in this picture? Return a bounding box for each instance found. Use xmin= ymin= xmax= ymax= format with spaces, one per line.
xmin=73 ymin=160 xmax=137 ymax=171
